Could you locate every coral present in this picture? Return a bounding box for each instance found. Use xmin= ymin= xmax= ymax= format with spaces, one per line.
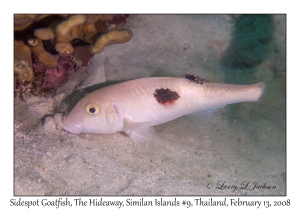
xmin=34 ymin=14 xmax=133 ymax=55
xmin=56 ymin=15 xmax=86 ymax=37
xmin=34 ymin=15 xmax=86 ymax=54
xmin=14 ymin=40 xmax=32 ymax=65
xmin=14 ymin=40 xmax=34 ymax=82
xmin=14 ymin=14 xmax=40 ymax=31
xmin=85 ymin=14 xmax=115 ymax=22
xmin=14 ymin=59 xmax=34 ymax=82
xmin=27 ymin=38 xmax=58 ymax=68
xmin=70 ymin=22 xmax=99 ymax=43
xmin=106 ymin=15 xmax=130 ymax=29
xmin=71 ymin=40 xmax=94 ymax=66
xmin=15 ymin=53 xmax=82 ymax=96
xmin=33 ymin=15 xmax=85 ymax=39
xmin=14 ymin=14 xmax=38 ymax=26
xmin=29 ymin=14 xmax=132 ymax=63
xmin=14 ymin=78 xmax=33 ymax=96
xmin=90 ymin=29 xmax=133 ymax=54
xmin=14 ymin=14 xmax=132 ymax=96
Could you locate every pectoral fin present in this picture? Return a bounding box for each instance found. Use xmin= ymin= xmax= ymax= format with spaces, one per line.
xmin=123 ymin=118 xmax=155 ymax=141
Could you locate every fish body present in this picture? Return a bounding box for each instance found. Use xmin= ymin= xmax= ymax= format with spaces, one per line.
xmin=62 ymin=75 xmax=267 ymax=141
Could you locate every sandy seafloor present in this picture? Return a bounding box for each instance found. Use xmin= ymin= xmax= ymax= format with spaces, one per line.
xmin=14 ymin=15 xmax=286 ymax=195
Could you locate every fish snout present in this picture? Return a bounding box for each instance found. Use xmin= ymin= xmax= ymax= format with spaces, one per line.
xmin=62 ymin=117 xmax=82 ymax=134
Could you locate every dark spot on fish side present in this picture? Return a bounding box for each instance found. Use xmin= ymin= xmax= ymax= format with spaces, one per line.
xmin=154 ymin=88 xmax=180 ymax=105
xmin=183 ymin=74 xmax=207 ymax=85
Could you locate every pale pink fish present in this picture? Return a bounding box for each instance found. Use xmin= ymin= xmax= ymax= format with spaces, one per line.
xmin=62 ymin=75 xmax=284 ymax=141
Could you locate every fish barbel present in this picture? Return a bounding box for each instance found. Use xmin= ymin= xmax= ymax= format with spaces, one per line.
xmin=62 ymin=75 xmax=284 ymax=141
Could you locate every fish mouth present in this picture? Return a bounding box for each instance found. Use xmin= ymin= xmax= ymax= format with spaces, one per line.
xmin=61 ymin=122 xmax=81 ymax=135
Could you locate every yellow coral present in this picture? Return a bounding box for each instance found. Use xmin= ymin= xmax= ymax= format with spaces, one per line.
xmin=14 ymin=40 xmax=34 ymax=82
xmin=28 ymin=38 xmax=58 ymax=68
xmin=33 ymin=26 xmax=56 ymax=40
xmin=14 ymin=14 xmax=133 ymax=95
xmin=14 ymin=59 xmax=34 ymax=82
xmin=14 ymin=14 xmax=38 ymax=31
xmin=14 ymin=39 xmax=32 ymax=66
xmin=56 ymin=15 xmax=86 ymax=37
xmin=71 ymin=23 xmax=99 ymax=43
xmin=55 ymin=36 xmax=74 ymax=54
xmin=34 ymin=15 xmax=86 ymax=54
xmin=14 ymin=14 xmax=133 ymax=86
xmin=85 ymin=14 xmax=115 ymax=22
xmin=33 ymin=15 xmax=133 ymax=55
xmin=89 ymin=29 xmax=133 ymax=54
xmin=14 ymin=14 xmax=37 ymax=26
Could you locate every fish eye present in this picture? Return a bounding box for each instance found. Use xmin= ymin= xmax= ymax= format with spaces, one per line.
xmin=89 ymin=107 xmax=96 ymax=113
xmin=86 ymin=104 xmax=100 ymax=115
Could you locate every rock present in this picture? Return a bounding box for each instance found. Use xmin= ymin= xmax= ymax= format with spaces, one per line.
xmin=53 ymin=113 xmax=64 ymax=131
xmin=26 ymin=96 xmax=55 ymax=115
xmin=42 ymin=116 xmax=57 ymax=133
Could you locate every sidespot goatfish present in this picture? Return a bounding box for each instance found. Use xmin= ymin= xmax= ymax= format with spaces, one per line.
xmin=62 ymin=74 xmax=285 ymax=141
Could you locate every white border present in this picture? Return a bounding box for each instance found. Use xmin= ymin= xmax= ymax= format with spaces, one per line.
xmin=4 ymin=0 xmax=297 ymax=209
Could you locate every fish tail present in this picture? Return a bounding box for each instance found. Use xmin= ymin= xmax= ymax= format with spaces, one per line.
xmin=258 ymin=76 xmax=286 ymax=112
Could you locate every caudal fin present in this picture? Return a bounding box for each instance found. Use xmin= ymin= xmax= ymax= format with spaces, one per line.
xmin=258 ymin=77 xmax=286 ymax=112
